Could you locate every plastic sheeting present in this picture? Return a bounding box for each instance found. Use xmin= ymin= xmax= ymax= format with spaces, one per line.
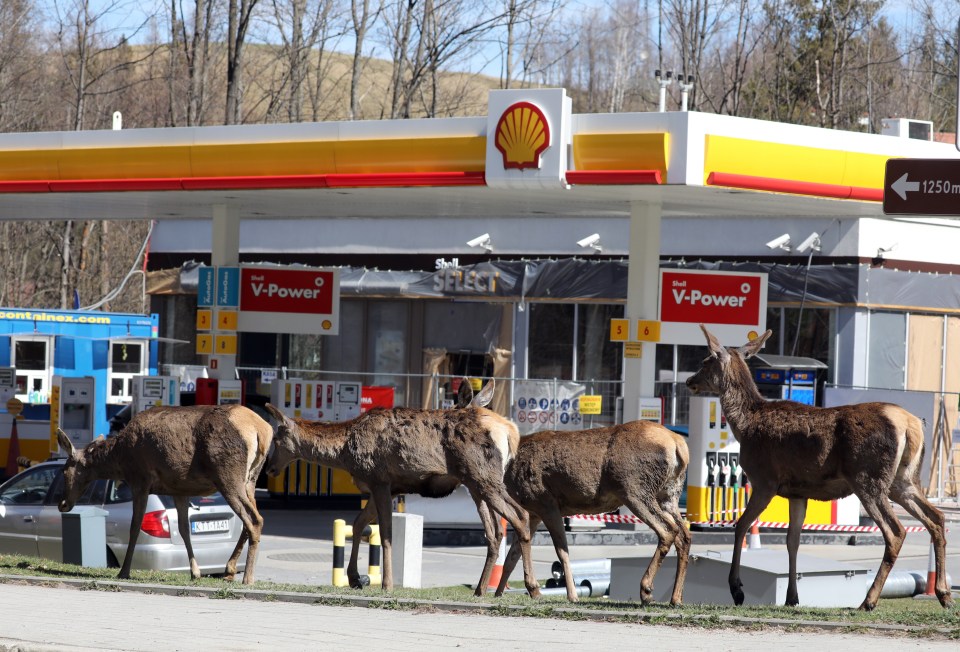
xmin=154 ymin=258 xmax=960 ymax=311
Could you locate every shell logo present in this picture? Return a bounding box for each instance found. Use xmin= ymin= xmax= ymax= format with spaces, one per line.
xmin=494 ymin=101 xmax=550 ymax=170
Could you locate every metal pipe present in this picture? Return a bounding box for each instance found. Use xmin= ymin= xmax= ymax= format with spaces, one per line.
xmin=535 ymin=585 xmax=591 ymax=598
xmin=551 ymin=558 xmax=611 ymax=579
xmin=580 ymin=577 xmax=610 ymax=597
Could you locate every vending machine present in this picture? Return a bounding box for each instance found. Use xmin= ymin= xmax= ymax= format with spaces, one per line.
xmin=130 ymin=375 xmax=181 ymax=416
xmin=267 ymin=378 xmax=364 ymax=498
xmin=50 ymin=375 xmax=96 ymax=453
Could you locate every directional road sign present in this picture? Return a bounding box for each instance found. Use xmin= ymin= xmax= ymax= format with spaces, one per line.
xmin=883 ymin=158 xmax=960 ymax=216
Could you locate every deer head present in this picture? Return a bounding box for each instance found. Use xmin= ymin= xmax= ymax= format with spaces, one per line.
xmin=686 ymin=324 xmax=771 ymax=395
xmin=263 ymin=403 xmax=300 ymax=477
xmin=56 ymin=428 xmax=96 ymax=513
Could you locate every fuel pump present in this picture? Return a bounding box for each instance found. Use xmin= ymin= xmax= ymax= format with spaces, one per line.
xmin=50 ymin=375 xmax=95 ymax=453
xmin=268 ymin=378 xmax=365 ymax=498
xmin=729 ymin=453 xmax=741 ymax=519
xmin=130 ymin=375 xmax=181 ymax=416
xmin=686 ymin=396 xmax=740 ymax=525
xmin=0 ymin=367 xmax=15 ymax=406
xmin=705 ymin=451 xmax=717 ymax=522
xmin=716 ymin=452 xmax=728 ymax=522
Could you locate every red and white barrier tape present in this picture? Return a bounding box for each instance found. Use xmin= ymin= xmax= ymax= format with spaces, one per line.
xmin=688 ymin=520 xmax=928 ymax=533
xmin=568 ymin=513 xmax=929 ymax=533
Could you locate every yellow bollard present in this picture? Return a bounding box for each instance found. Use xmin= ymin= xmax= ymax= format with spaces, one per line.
xmin=331 ymin=519 xmax=382 ymax=588
xmin=332 ymin=519 xmax=348 ymax=587
xmin=367 ymin=524 xmax=382 ymax=587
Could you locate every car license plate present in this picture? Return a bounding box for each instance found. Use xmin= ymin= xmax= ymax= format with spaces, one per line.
xmin=191 ymin=519 xmax=229 ymax=534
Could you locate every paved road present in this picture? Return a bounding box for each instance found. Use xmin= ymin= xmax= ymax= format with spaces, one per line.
xmin=0 ymin=582 xmax=957 ymax=652
xmin=253 ymin=507 xmax=960 ymax=592
xmin=1 ymin=505 xmax=958 ymax=651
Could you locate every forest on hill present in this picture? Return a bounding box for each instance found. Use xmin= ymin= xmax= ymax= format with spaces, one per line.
xmin=1 ymin=0 xmax=956 ymax=312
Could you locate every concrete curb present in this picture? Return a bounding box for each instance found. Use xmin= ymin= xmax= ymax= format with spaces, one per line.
xmin=1 ymin=574 xmax=954 ymax=638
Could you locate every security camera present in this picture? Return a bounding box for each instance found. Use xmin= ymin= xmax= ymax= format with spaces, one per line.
xmin=577 ymin=233 xmax=601 ymax=248
xmin=796 ymin=232 xmax=821 ymax=253
xmin=765 ymin=233 xmax=791 ymax=251
xmin=466 ymin=233 xmax=491 ymax=250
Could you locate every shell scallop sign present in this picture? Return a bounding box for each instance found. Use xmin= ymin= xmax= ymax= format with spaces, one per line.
xmin=495 ymin=102 xmax=550 ymax=170
xmin=485 ymin=88 xmax=571 ymax=189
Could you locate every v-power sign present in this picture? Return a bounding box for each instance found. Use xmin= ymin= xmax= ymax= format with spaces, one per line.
xmin=658 ymin=269 xmax=767 ymax=346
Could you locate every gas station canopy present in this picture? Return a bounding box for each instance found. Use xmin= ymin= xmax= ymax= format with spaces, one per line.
xmin=0 ymin=88 xmax=956 ymax=419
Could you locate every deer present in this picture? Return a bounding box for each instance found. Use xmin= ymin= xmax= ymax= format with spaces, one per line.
xmin=56 ymin=404 xmax=274 ymax=585
xmin=685 ymin=324 xmax=953 ymax=611
xmin=263 ymin=380 xmax=540 ymax=597
xmin=484 ymin=420 xmax=691 ymax=603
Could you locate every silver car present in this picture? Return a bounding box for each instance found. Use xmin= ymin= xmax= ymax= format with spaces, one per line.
xmin=0 ymin=460 xmax=246 ymax=575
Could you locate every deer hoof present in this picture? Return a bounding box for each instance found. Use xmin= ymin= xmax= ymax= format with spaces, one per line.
xmin=858 ymin=600 xmax=877 ymax=612
xmin=527 ymin=586 xmax=542 ymax=600
xmin=937 ymin=591 xmax=954 ymax=609
xmin=222 ymin=572 xmax=236 ymax=582
xmin=349 ymin=574 xmax=370 ymax=589
xmin=731 ymin=585 xmax=745 ymax=606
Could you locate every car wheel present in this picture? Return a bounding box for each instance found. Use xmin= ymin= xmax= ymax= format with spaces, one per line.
xmin=106 ymin=548 xmax=121 ymax=569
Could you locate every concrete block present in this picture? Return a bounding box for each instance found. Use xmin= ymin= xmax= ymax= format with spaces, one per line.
xmin=393 ymin=512 xmax=423 ymax=588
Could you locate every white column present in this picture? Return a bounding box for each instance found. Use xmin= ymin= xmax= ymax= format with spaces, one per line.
xmin=622 ymin=200 xmax=662 ymax=422
xmin=209 ymin=204 xmax=240 ymax=380
xmin=211 ymin=204 xmax=240 ymax=267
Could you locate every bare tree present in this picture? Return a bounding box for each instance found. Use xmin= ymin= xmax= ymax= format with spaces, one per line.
xmin=226 ymin=0 xmax=261 ymax=124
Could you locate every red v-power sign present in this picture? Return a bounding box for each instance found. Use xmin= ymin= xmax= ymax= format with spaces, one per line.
xmin=658 ymin=269 xmax=768 ymax=346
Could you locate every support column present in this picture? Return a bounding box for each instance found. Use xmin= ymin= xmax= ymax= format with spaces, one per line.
xmin=622 ymin=200 xmax=661 ymax=422
xmin=209 ymin=204 xmax=240 ymax=380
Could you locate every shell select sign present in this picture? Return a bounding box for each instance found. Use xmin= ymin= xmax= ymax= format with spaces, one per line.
xmin=238 ymin=266 xmax=340 ymax=335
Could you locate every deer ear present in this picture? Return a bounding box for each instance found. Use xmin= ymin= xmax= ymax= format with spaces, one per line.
xmin=699 ymin=324 xmax=729 ymax=361
xmin=470 ymin=378 xmax=495 ymax=408
xmin=455 ymin=377 xmax=474 ymax=408
xmin=56 ymin=428 xmax=75 ymax=458
xmin=264 ymin=403 xmax=288 ymax=424
xmin=741 ymin=329 xmax=773 ymax=359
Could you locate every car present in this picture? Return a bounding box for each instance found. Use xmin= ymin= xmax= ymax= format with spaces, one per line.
xmin=0 ymin=460 xmax=246 ymax=575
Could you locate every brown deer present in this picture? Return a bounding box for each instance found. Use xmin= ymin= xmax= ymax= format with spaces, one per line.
xmin=56 ymin=404 xmax=273 ymax=585
xmin=263 ymin=390 xmax=540 ymax=597
xmin=685 ymin=324 xmax=952 ymax=610
xmin=489 ymin=421 xmax=691 ymax=603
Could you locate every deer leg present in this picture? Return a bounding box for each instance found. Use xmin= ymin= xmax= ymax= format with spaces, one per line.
xmin=891 ymin=485 xmax=953 ymax=608
xmin=173 ymin=496 xmax=201 ymax=580
xmin=785 ymin=498 xmax=807 ymax=606
xmin=222 ymin=486 xmax=253 ymax=581
xmin=120 ymin=491 xmax=149 ymax=580
xmin=624 ymin=499 xmax=677 ymax=606
xmin=665 ymin=501 xmax=692 ymax=606
xmin=468 ymin=494 xmax=500 ymax=596
xmin=857 ymin=494 xmax=906 ymax=611
xmin=729 ymin=482 xmax=776 ymax=606
xmin=219 ymin=483 xmax=264 ymax=585
xmin=347 ymin=499 xmax=378 ymax=589
xmin=496 ymin=513 xmax=541 ymax=598
xmin=482 ymin=491 xmax=539 ymax=599
xmin=536 ymin=506 xmax=579 ymax=602
xmin=369 ymin=485 xmax=394 ymax=591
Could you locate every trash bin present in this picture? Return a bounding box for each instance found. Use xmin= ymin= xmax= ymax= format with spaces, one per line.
xmin=61 ymin=508 xmax=108 ymax=568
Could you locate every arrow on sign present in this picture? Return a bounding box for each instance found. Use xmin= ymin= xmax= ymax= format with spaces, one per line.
xmin=891 ymin=173 xmax=919 ymax=200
